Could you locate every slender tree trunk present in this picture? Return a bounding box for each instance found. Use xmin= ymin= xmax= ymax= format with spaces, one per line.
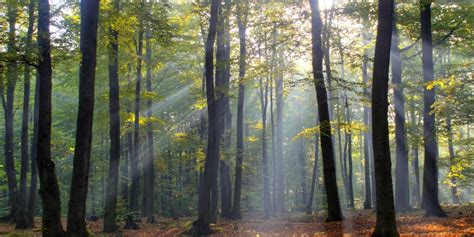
xmin=344 ymin=97 xmax=354 ymax=209
xmin=391 ymin=7 xmax=410 ymax=213
xmin=446 ymin=116 xmax=460 ymax=204
xmin=16 ymin=0 xmax=35 ymax=229
xmin=230 ymin=0 xmax=247 ymax=219
xmin=27 ymin=74 xmax=39 ymax=228
xmin=67 ymin=0 xmax=100 ymax=235
xmin=420 ymin=1 xmax=446 ymax=217
xmin=371 ymin=0 xmax=398 ymax=235
xmin=124 ymin=9 xmax=144 ymax=229
xmin=362 ymin=45 xmax=372 ymax=209
xmin=191 ymin=0 xmax=221 ymax=234
xmin=143 ymin=14 xmax=156 ymax=223
xmin=259 ymin=73 xmax=272 ymax=217
xmin=103 ymin=0 xmax=121 ymax=232
xmin=298 ymin=139 xmax=308 ymax=208
xmin=410 ymin=101 xmax=421 ymax=207
xmin=309 ymin=0 xmax=342 ymax=222
xmin=36 ymin=0 xmax=66 ymax=235
xmin=1 ymin=0 xmax=19 ymax=223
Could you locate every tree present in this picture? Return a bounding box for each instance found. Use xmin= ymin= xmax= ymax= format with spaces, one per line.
xmin=143 ymin=10 xmax=156 ymax=223
xmin=67 ymin=0 xmax=100 ymax=235
xmin=190 ymin=0 xmax=221 ymax=234
xmin=1 ymin=0 xmax=19 ymax=223
xmin=309 ymin=0 xmax=342 ymax=222
xmin=371 ymin=0 xmax=398 ymax=235
xmin=420 ymin=0 xmax=447 ymax=218
xmin=17 ymin=0 xmax=36 ymax=229
xmin=306 ymin=118 xmax=320 ymax=214
xmin=36 ymin=0 xmax=66 ymax=235
xmin=103 ymin=0 xmax=121 ymax=232
xmin=230 ymin=0 xmax=247 ymax=219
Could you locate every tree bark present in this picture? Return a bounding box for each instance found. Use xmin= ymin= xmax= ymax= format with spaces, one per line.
xmin=371 ymin=0 xmax=399 ymax=235
xmin=306 ymin=125 xmax=320 ymax=214
xmin=27 ymin=74 xmax=39 ymax=228
xmin=362 ymin=45 xmax=372 ymax=209
xmin=17 ymin=0 xmax=35 ymax=229
xmin=420 ymin=1 xmax=446 ymax=217
xmin=66 ymin=0 xmax=100 ymax=235
xmin=143 ymin=18 xmax=156 ymax=223
xmin=190 ymin=0 xmax=221 ymax=234
xmin=124 ymin=7 xmax=144 ymax=229
xmin=1 ymin=0 xmax=19 ymax=223
xmin=230 ymin=0 xmax=247 ymax=219
xmin=103 ymin=0 xmax=121 ymax=232
xmin=36 ymin=0 xmax=66 ymax=235
xmin=391 ymin=6 xmax=410 ymax=213
xmin=309 ymin=0 xmax=342 ymax=222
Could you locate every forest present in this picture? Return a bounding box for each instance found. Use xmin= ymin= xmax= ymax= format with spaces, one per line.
xmin=0 ymin=0 xmax=473 ymax=236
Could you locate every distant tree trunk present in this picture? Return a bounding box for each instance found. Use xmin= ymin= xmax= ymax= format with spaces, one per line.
xmin=409 ymin=101 xmax=421 ymax=207
xmin=67 ymin=0 xmax=100 ymax=235
xmin=190 ymin=0 xmax=221 ymax=234
xmin=16 ymin=0 xmax=35 ymax=229
xmin=309 ymin=0 xmax=342 ymax=222
xmin=420 ymin=1 xmax=446 ymax=217
xmin=1 ymin=0 xmax=19 ymax=223
xmin=306 ymin=125 xmax=320 ymax=214
xmin=230 ymin=0 xmax=247 ymax=219
xmin=362 ymin=45 xmax=372 ymax=209
xmin=36 ymin=0 xmax=66 ymax=235
xmin=298 ymin=139 xmax=308 ymax=208
xmin=274 ymin=57 xmax=285 ymax=214
xmin=446 ymin=116 xmax=459 ymax=204
xmin=259 ymin=74 xmax=272 ymax=218
xmin=124 ymin=11 xmax=144 ymax=229
xmin=143 ymin=16 xmax=156 ymax=224
xmin=371 ymin=0 xmax=398 ymax=235
xmin=344 ymin=97 xmax=354 ymax=209
xmin=27 ymin=75 xmax=39 ymax=228
xmin=103 ymin=0 xmax=121 ymax=232
xmin=391 ymin=7 xmax=410 ymax=213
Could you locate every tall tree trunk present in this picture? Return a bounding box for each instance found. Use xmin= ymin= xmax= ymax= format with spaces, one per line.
xmin=344 ymin=97 xmax=354 ymax=209
xmin=124 ymin=12 xmax=144 ymax=229
xmin=36 ymin=0 xmax=66 ymax=235
xmin=67 ymin=0 xmax=100 ymax=235
xmin=391 ymin=6 xmax=410 ymax=213
xmin=259 ymin=74 xmax=272 ymax=218
xmin=16 ymin=0 xmax=35 ymax=229
xmin=1 ymin=0 xmax=19 ymax=223
xmin=230 ymin=0 xmax=247 ymax=219
xmin=27 ymin=75 xmax=39 ymax=228
xmin=420 ymin=1 xmax=446 ymax=217
xmin=309 ymin=0 xmax=342 ymax=222
xmin=190 ymin=0 xmax=221 ymax=234
xmin=371 ymin=0 xmax=398 ymax=235
xmin=143 ymin=20 xmax=156 ymax=223
xmin=219 ymin=0 xmax=232 ymax=218
xmin=362 ymin=44 xmax=372 ymax=209
xmin=103 ymin=0 xmax=121 ymax=232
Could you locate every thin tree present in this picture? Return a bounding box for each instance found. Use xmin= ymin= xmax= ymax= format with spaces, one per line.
xmin=420 ymin=0 xmax=447 ymax=217
xmin=66 ymin=0 xmax=100 ymax=235
xmin=143 ymin=13 xmax=156 ymax=223
xmin=391 ymin=4 xmax=410 ymax=213
xmin=370 ymin=0 xmax=398 ymax=235
xmin=309 ymin=0 xmax=342 ymax=222
xmin=230 ymin=0 xmax=247 ymax=219
xmin=36 ymin=0 xmax=66 ymax=235
xmin=17 ymin=0 xmax=35 ymax=229
xmin=27 ymin=74 xmax=39 ymax=228
xmin=1 ymin=0 xmax=19 ymax=223
xmin=103 ymin=0 xmax=121 ymax=232
xmin=306 ymin=115 xmax=320 ymax=214
xmin=190 ymin=0 xmax=221 ymax=234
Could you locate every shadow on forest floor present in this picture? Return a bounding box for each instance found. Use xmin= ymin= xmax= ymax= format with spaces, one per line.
xmin=0 ymin=205 xmax=473 ymax=236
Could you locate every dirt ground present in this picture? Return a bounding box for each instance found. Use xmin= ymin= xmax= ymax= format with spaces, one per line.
xmin=1 ymin=205 xmax=473 ymax=236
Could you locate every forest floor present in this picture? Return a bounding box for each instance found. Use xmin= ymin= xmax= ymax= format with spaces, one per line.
xmin=1 ymin=205 xmax=473 ymax=236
